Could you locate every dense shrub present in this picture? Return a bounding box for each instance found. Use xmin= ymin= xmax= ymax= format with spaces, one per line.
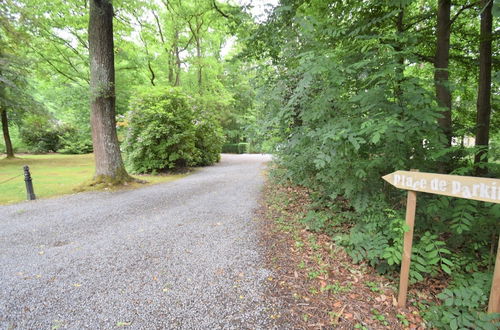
xmin=124 ymin=87 xmax=197 ymax=173
xmin=222 ymin=143 xmax=239 ymax=153
xmin=238 ymin=142 xmax=249 ymax=154
xmin=19 ymin=114 xmax=60 ymax=153
xmin=57 ymin=125 xmax=93 ymax=154
xmin=124 ymin=87 xmax=223 ymax=173
xmin=222 ymin=142 xmax=249 ymax=154
xmin=194 ymin=114 xmax=224 ymax=165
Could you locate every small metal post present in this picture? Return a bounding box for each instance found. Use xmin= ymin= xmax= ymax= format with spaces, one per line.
xmin=23 ymin=165 xmax=36 ymax=200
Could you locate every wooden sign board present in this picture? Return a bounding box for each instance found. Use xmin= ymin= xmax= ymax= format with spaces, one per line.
xmin=382 ymin=170 xmax=500 ymax=313
xmin=382 ymin=171 xmax=500 ymax=204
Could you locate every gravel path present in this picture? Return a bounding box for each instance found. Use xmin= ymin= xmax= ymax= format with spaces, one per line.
xmin=0 ymin=154 xmax=283 ymax=329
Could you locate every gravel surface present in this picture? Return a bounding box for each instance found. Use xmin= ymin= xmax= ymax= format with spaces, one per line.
xmin=0 ymin=154 xmax=284 ymax=329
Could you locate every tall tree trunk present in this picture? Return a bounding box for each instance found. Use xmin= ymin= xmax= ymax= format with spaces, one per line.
xmin=434 ymin=0 xmax=452 ymax=148
xmin=1 ymin=108 xmax=14 ymax=158
xmin=88 ymin=0 xmax=131 ymax=183
xmin=173 ymin=30 xmax=181 ymax=86
xmin=394 ymin=7 xmax=404 ymax=105
xmin=196 ymin=35 xmax=202 ymax=89
xmin=474 ymin=0 xmax=493 ymax=175
xmin=168 ymin=50 xmax=175 ymax=84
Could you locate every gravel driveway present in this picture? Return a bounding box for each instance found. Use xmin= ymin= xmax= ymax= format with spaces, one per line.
xmin=0 ymin=154 xmax=283 ymax=329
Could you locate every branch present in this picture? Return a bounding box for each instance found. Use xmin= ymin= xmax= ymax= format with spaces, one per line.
xmin=151 ymin=10 xmax=166 ymax=44
xmin=413 ymin=52 xmax=434 ymax=63
xmin=403 ymin=12 xmax=434 ymax=31
xmin=450 ymin=1 xmax=479 ymax=26
xmin=30 ymin=48 xmax=85 ymax=85
xmin=133 ymin=15 xmax=156 ymax=86
xmin=54 ymin=45 xmax=89 ymax=83
xmin=212 ymin=0 xmax=230 ymax=19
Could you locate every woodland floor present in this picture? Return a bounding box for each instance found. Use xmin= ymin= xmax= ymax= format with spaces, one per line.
xmin=257 ymin=178 xmax=444 ymax=329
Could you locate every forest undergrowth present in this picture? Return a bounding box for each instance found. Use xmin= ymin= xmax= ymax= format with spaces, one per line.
xmin=260 ymin=171 xmax=495 ymax=329
xmin=259 ymin=176 xmax=429 ymax=329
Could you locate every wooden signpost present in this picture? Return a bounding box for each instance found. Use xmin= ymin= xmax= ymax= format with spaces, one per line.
xmin=382 ymin=170 xmax=500 ymax=313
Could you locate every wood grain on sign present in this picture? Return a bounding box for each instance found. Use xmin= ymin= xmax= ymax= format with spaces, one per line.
xmin=382 ymin=171 xmax=500 ymax=204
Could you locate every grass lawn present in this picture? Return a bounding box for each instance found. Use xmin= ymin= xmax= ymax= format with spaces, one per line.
xmin=0 ymin=153 xmax=187 ymax=205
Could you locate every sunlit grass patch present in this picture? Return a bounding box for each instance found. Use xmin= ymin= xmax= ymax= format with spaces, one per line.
xmin=0 ymin=153 xmax=187 ymax=205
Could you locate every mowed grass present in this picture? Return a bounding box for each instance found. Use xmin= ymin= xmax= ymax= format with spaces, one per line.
xmin=0 ymin=154 xmax=187 ymax=205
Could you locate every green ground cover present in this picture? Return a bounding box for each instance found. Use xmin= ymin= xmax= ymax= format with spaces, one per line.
xmin=0 ymin=154 xmax=186 ymax=205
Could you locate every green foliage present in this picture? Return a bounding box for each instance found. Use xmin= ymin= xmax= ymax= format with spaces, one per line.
xmin=194 ymin=120 xmax=223 ymax=165
xmin=424 ymin=272 xmax=500 ymax=330
xmin=248 ymin=2 xmax=499 ymax=327
xmin=19 ymin=114 xmax=61 ymax=153
xmin=410 ymin=232 xmax=453 ymax=282
xmin=57 ymin=125 xmax=93 ymax=154
xmin=124 ymin=87 xmax=222 ymax=173
xmin=222 ymin=143 xmax=240 ymax=153
xmin=238 ymin=142 xmax=249 ymax=154
xmin=221 ymin=142 xmax=250 ymax=154
xmin=192 ymin=108 xmax=224 ymax=166
xmin=222 ymin=143 xmax=238 ymax=154
xmin=124 ymin=87 xmax=198 ymax=173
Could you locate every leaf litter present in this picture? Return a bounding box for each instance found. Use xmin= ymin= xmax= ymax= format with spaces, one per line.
xmin=257 ymin=178 xmax=432 ymax=329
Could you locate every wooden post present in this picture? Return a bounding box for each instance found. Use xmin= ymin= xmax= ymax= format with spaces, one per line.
xmin=398 ymin=188 xmax=417 ymax=308
xmin=488 ymin=234 xmax=500 ymax=313
xmin=382 ymin=169 xmax=500 ymax=310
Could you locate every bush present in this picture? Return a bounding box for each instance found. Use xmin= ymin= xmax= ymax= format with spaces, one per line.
xmin=19 ymin=114 xmax=60 ymax=153
xmin=238 ymin=142 xmax=249 ymax=154
xmin=222 ymin=143 xmax=239 ymax=153
xmin=123 ymin=87 xmax=223 ymax=173
xmin=424 ymin=272 xmax=500 ymax=329
xmin=194 ymin=114 xmax=224 ymax=166
xmin=222 ymin=142 xmax=249 ymax=154
xmin=57 ymin=125 xmax=93 ymax=154
xmin=124 ymin=87 xmax=198 ymax=173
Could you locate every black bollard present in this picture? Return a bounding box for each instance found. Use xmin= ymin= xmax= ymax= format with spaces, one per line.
xmin=23 ymin=165 xmax=36 ymax=200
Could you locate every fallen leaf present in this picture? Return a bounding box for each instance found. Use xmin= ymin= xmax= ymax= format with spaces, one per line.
xmin=332 ymin=306 xmax=346 ymax=324
xmin=333 ymin=301 xmax=342 ymax=308
xmin=116 ymin=321 xmax=131 ymax=327
xmin=73 ymin=283 xmax=81 ymax=287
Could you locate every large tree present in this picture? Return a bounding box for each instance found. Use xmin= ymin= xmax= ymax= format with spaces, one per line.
xmin=88 ymin=0 xmax=131 ymax=183
xmin=474 ymin=0 xmax=493 ymax=175
xmin=434 ymin=0 xmax=452 ymax=149
xmin=0 ymin=46 xmax=14 ymax=158
xmin=0 ymin=104 xmax=14 ymax=158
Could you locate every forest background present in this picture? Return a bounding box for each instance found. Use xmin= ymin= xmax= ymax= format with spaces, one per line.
xmin=1 ymin=0 xmax=499 ymax=328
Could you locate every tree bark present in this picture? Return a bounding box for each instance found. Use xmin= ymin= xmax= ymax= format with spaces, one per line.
xmin=394 ymin=7 xmax=404 ymax=106
xmin=173 ymin=30 xmax=181 ymax=86
xmin=88 ymin=0 xmax=131 ymax=183
xmin=196 ymin=34 xmax=202 ymax=89
xmin=434 ymin=0 xmax=452 ymax=147
xmin=1 ymin=108 xmax=14 ymax=158
xmin=474 ymin=0 xmax=493 ymax=175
